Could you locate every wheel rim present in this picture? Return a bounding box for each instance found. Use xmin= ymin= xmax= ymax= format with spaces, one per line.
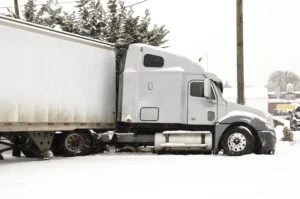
xmin=227 ymin=133 xmax=247 ymax=152
xmin=64 ymin=133 xmax=84 ymax=153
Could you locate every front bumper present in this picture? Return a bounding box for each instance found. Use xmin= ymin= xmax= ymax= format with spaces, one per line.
xmin=257 ymin=130 xmax=276 ymax=154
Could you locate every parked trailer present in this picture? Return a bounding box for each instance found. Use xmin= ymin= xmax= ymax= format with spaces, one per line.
xmin=0 ymin=15 xmax=276 ymax=159
xmin=0 ymin=15 xmax=115 ymax=158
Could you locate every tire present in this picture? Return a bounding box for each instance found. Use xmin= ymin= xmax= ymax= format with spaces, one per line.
xmin=221 ymin=126 xmax=254 ymax=156
xmin=60 ymin=132 xmax=92 ymax=156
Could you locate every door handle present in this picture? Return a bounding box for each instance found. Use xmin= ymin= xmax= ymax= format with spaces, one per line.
xmin=148 ymin=82 xmax=153 ymax=90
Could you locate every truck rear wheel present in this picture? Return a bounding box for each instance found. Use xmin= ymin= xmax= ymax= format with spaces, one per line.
xmin=60 ymin=132 xmax=92 ymax=156
xmin=221 ymin=126 xmax=254 ymax=156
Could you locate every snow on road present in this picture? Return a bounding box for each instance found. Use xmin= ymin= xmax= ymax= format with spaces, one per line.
xmin=1 ymin=126 xmax=300 ymax=199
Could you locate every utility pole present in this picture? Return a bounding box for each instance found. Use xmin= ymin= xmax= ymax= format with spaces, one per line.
xmin=236 ymin=0 xmax=245 ymax=105
xmin=14 ymin=0 xmax=20 ymax=18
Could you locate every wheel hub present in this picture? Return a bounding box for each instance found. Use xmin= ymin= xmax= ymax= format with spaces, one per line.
xmin=233 ymin=138 xmax=240 ymax=145
xmin=65 ymin=133 xmax=84 ymax=153
xmin=228 ymin=133 xmax=247 ymax=152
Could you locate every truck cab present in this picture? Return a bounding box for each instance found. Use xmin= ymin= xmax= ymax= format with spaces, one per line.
xmin=118 ymin=43 xmax=276 ymax=156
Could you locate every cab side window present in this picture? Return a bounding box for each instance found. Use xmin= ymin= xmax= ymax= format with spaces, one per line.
xmin=190 ymin=81 xmax=215 ymax=100
xmin=190 ymin=82 xmax=204 ymax=97
xmin=144 ymin=54 xmax=164 ymax=67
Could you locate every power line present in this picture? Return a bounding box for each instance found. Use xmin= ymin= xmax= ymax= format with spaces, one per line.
xmin=0 ymin=1 xmax=76 ymax=9
xmin=0 ymin=0 xmax=148 ymax=9
xmin=124 ymin=0 xmax=147 ymax=8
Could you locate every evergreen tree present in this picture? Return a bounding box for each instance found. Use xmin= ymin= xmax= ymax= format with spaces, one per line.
xmin=138 ymin=9 xmax=151 ymax=44
xmin=24 ymin=0 xmax=37 ymax=22
xmin=122 ymin=9 xmax=140 ymax=44
xmin=88 ymin=0 xmax=106 ymax=39
xmin=75 ymin=0 xmax=106 ymax=39
xmin=59 ymin=11 xmax=80 ymax=33
xmin=106 ymin=0 xmax=120 ymax=43
xmin=75 ymin=0 xmax=92 ymax=36
xmin=35 ymin=0 xmax=63 ymax=28
xmin=14 ymin=0 xmax=169 ymax=69
xmin=147 ymin=24 xmax=169 ymax=46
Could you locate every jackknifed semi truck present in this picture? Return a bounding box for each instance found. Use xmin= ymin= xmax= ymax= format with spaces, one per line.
xmin=0 ymin=15 xmax=276 ymax=159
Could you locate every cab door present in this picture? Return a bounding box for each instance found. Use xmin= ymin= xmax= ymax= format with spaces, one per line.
xmin=187 ymin=80 xmax=218 ymax=125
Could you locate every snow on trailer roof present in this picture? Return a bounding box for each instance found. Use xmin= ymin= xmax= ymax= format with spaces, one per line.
xmin=0 ymin=14 xmax=114 ymax=50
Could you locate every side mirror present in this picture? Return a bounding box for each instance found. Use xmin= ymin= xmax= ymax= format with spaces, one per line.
xmin=204 ymin=78 xmax=211 ymax=99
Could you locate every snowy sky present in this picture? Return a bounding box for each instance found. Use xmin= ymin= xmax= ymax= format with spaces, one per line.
xmin=1 ymin=0 xmax=300 ymax=87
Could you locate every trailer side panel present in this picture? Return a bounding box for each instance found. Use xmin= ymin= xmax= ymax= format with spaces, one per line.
xmin=0 ymin=16 xmax=116 ymax=131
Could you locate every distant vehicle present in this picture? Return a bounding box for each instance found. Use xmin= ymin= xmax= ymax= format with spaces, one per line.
xmin=290 ymin=105 xmax=300 ymax=131
xmin=273 ymin=109 xmax=292 ymax=120
xmin=0 ymin=15 xmax=276 ymax=159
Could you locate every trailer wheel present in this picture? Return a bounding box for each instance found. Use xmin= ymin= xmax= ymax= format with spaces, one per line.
xmin=61 ymin=132 xmax=92 ymax=156
xmin=21 ymin=137 xmax=42 ymax=158
xmin=221 ymin=126 xmax=254 ymax=156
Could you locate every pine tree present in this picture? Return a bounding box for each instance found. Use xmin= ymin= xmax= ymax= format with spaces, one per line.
xmin=122 ymin=9 xmax=139 ymax=44
xmin=35 ymin=0 xmax=64 ymax=28
xmin=16 ymin=0 xmax=169 ymax=68
xmin=147 ymin=24 xmax=169 ymax=46
xmin=75 ymin=0 xmax=91 ymax=36
xmin=75 ymin=0 xmax=106 ymax=39
xmin=60 ymin=11 xmax=80 ymax=33
xmin=19 ymin=0 xmax=169 ymax=49
xmin=88 ymin=0 xmax=106 ymax=39
xmin=138 ymin=9 xmax=151 ymax=44
xmin=106 ymin=0 xmax=119 ymax=43
xmin=24 ymin=0 xmax=37 ymax=22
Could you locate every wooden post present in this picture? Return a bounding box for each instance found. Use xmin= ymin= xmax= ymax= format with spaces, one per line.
xmin=236 ymin=0 xmax=245 ymax=105
xmin=14 ymin=0 xmax=20 ymax=18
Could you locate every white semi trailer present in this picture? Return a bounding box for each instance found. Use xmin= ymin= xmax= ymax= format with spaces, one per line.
xmin=0 ymin=15 xmax=276 ymax=159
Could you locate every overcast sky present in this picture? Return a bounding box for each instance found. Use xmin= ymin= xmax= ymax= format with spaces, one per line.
xmin=1 ymin=0 xmax=300 ymax=87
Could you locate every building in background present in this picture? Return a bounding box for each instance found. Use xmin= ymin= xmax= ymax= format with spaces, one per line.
xmin=268 ymin=83 xmax=300 ymax=115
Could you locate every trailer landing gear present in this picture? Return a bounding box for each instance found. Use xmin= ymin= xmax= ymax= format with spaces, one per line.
xmin=0 ymin=138 xmax=14 ymax=160
xmin=27 ymin=132 xmax=54 ymax=159
xmin=0 ymin=132 xmax=54 ymax=160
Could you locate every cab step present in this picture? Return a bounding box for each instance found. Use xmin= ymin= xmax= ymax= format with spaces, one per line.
xmin=160 ymin=143 xmax=208 ymax=148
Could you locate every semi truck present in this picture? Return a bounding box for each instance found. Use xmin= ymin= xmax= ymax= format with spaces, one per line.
xmin=0 ymin=15 xmax=276 ymax=159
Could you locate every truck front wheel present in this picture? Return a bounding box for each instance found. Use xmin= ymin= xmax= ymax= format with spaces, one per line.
xmin=221 ymin=126 xmax=254 ymax=156
xmin=60 ymin=132 xmax=92 ymax=156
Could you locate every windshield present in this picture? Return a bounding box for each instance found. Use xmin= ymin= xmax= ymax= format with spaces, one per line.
xmin=211 ymin=80 xmax=224 ymax=101
xmin=213 ymin=80 xmax=223 ymax=93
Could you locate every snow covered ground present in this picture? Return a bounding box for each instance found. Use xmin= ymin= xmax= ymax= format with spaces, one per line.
xmin=1 ymin=125 xmax=300 ymax=199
